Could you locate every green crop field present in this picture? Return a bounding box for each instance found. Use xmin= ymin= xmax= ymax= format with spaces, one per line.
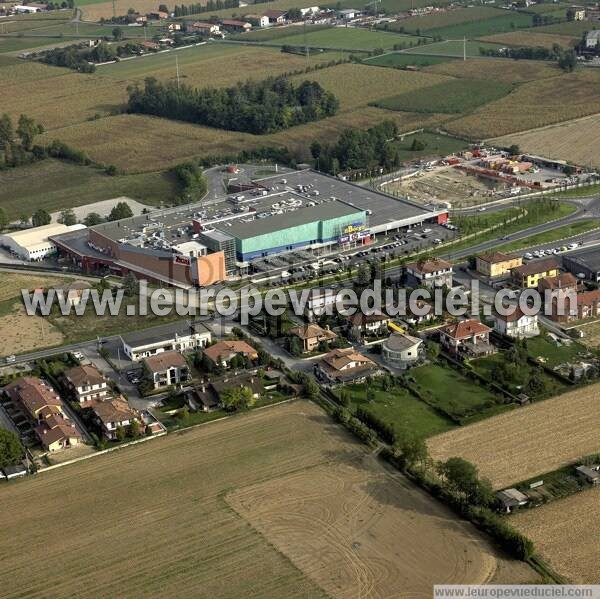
xmin=364 ymin=51 xmax=456 ymax=67
xmin=392 ymin=132 xmax=470 ymax=161
xmin=532 ymin=20 xmax=592 ymax=35
xmin=384 ymin=6 xmax=504 ymax=34
xmin=373 ymin=78 xmax=513 ymax=114
xmin=0 ymin=159 xmax=179 ymax=220
xmin=403 ymin=39 xmax=504 ymax=57
xmin=427 ymin=12 xmax=534 ymax=39
xmin=232 ymin=23 xmax=332 ymax=41
xmin=260 ymin=27 xmax=425 ymax=51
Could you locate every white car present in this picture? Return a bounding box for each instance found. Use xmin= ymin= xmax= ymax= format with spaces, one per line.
xmin=523 ymin=253 xmax=533 ymax=260
xmin=422 ymin=228 xmax=432 ymax=234
xmin=568 ymin=242 xmax=579 ymax=249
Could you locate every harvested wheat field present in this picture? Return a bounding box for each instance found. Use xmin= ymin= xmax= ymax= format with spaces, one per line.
xmin=0 ymin=401 xmax=535 ymax=598
xmin=491 ymin=114 xmax=600 ymax=169
xmin=512 ymin=489 xmax=600 ymax=583
xmin=428 ymin=384 xmax=600 ymax=489
xmin=0 ymin=273 xmax=67 ymax=302
xmin=80 ymin=0 xmax=178 ymax=21
xmin=444 ymin=70 xmax=600 ymax=139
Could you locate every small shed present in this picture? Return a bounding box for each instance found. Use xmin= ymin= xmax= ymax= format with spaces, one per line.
xmin=575 ymin=464 xmax=600 ymax=486
xmin=3 ymin=464 xmax=28 ymax=480
xmin=496 ymin=488 xmax=528 ymax=513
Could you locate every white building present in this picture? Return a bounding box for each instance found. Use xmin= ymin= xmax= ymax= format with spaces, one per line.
xmin=586 ymin=30 xmax=600 ymax=48
xmin=304 ymin=287 xmax=339 ymax=321
xmin=381 ymin=333 xmax=423 ymax=369
xmin=0 ymin=223 xmax=86 ymax=261
xmin=120 ymin=321 xmax=212 ymax=361
xmin=63 ymin=364 xmax=110 ymax=403
xmin=494 ymin=308 xmax=539 ymax=339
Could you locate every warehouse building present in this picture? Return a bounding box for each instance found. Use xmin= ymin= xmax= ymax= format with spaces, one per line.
xmin=563 ymin=248 xmax=600 ymax=283
xmin=0 ymin=223 xmax=86 ymax=261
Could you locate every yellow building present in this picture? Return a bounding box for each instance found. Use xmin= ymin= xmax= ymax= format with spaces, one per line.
xmin=511 ymin=258 xmax=560 ymax=288
xmin=476 ymin=251 xmax=522 ymax=278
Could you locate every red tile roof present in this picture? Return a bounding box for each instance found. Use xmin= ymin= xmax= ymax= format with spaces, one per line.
xmin=441 ymin=319 xmax=491 ymax=340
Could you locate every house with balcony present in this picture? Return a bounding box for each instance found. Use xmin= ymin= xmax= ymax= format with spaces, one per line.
xmin=63 ymin=364 xmax=109 ymax=404
xmin=91 ymin=397 xmax=142 ymax=440
xmin=494 ymin=307 xmax=539 ymax=339
xmin=511 ymin=257 xmax=559 ymax=289
xmin=314 ymin=348 xmax=379 ymax=384
xmin=439 ymin=319 xmax=494 ymax=357
xmin=288 ymin=323 xmax=337 ymax=353
xmin=143 ymin=351 xmax=190 ymax=389
xmin=405 ymin=258 xmax=453 ymax=289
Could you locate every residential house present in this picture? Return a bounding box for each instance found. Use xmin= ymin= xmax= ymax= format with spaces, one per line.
xmin=147 ymin=10 xmax=168 ymax=19
xmin=381 ymin=333 xmax=423 ymax=369
xmin=575 ymin=464 xmax=600 ymax=486
xmin=400 ymin=299 xmax=434 ymax=327
xmin=563 ymin=248 xmax=600 ymax=283
xmin=245 ymin=14 xmax=269 ymax=27
xmin=4 ymin=377 xmax=82 ymax=451
xmin=263 ymin=9 xmax=287 ymax=23
xmin=185 ymin=21 xmax=220 ymax=34
xmin=347 ymin=310 xmax=390 ymax=340
xmin=315 ymin=348 xmax=379 ymax=384
xmin=585 ymin=29 xmax=600 ymax=48
xmin=300 ymin=6 xmax=320 ymax=16
xmin=475 ymin=251 xmax=522 ymax=278
xmin=168 ymin=22 xmax=182 ymax=31
xmin=220 ymin=19 xmax=252 ymax=32
xmin=140 ymin=40 xmax=160 ymax=51
xmin=304 ymin=287 xmax=338 ymax=321
xmin=405 ymin=257 xmax=453 ymax=288
xmin=143 ymin=350 xmax=190 ymax=389
xmin=288 ymin=323 xmax=337 ymax=353
xmin=135 ymin=14 xmax=148 ymax=23
xmin=203 ymin=340 xmax=258 ymax=368
xmin=63 ymin=364 xmax=110 ymax=403
xmin=538 ymin=271 xmax=579 ymax=294
xmin=572 ymin=7 xmax=586 ymax=20
xmin=511 ymin=257 xmax=559 ymax=288
xmin=121 ymin=320 xmax=211 ymax=361
xmin=439 ymin=319 xmax=494 ymax=357
xmin=496 ymin=488 xmax=529 ymax=513
xmin=494 ymin=307 xmax=539 ymax=338
xmin=91 ymin=397 xmax=142 ymax=440
xmin=192 ymin=373 xmax=264 ymax=411
xmin=577 ymin=289 xmax=600 ymax=320
xmin=338 ymin=8 xmax=358 ymax=19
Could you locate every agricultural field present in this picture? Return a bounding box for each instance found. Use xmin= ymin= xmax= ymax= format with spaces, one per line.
xmin=424 ymin=57 xmax=562 ymax=82
xmin=444 ymin=69 xmax=600 ymax=139
xmin=364 ymin=51 xmax=456 ymax=68
xmin=532 ymin=19 xmax=592 ymax=36
xmin=512 ymin=489 xmax=600 ymax=583
xmin=426 ymin=12 xmax=534 ymax=40
xmin=491 ymin=114 xmax=600 ymax=169
xmin=403 ymin=39 xmax=504 ymax=57
xmin=233 ymin=23 xmax=330 ymax=41
xmin=391 ymin=132 xmax=470 ymax=162
xmin=0 ymin=400 xmax=535 ymax=597
xmin=0 ymin=159 xmax=179 ymax=220
xmin=259 ymin=27 xmax=425 ymax=51
xmin=79 ymin=0 xmax=167 ymax=20
xmin=373 ymin=78 xmax=513 ymax=114
xmin=569 ymin=319 xmax=600 ymax=349
xmin=385 ymin=6 xmax=504 ymax=34
xmin=478 ymin=30 xmax=579 ymax=49
xmin=427 ymin=383 xmax=600 ymax=489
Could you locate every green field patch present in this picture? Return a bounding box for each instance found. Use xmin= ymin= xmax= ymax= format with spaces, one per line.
xmin=265 ymin=27 xmax=424 ymax=51
xmin=391 ymin=131 xmax=469 ymax=161
xmin=428 ymin=12 xmax=534 ymax=39
xmin=403 ymin=39 xmax=504 ymax=57
xmin=532 ymin=20 xmax=592 ymax=35
xmin=364 ymin=51 xmax=456 ymax=68
xmin=526 ymin=335 xmax=588 ymax=369
xmin=232 ymin=23 xmax=332 ymax=41
xmin=336 ymin=381 xmax=455 ymax=438
xmin=373 ymin=78 xmax=513 ymax=114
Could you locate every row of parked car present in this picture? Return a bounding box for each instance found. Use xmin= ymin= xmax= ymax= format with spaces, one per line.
xmin=523 ymin=242 xmax=579 ymax=260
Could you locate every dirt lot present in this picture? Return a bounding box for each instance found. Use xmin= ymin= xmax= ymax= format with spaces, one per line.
xmin=387 ymin=165 xmax=502 ymax=208
xmin=0 ymin=273 xmax=68 ymax=302
xmin=427 ymin=383 xmax=600 ymax=489
xmin=512 ymin=489 xmax=600 ymax=583
xmin=491 ymin=113 xmax=600 ymax=169
xmin=569 ymin=319 xmax=600 ymax=349
xmin=0 ymin=401 xmax=534 ymax=598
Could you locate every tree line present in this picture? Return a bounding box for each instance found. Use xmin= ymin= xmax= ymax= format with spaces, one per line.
xmin=479 ymin=44 xmax=577 ymax=72
xmin=126 ymin=75 xmax=339 ymax=134
xmin=173 ymin=0 xmax=239 ymax=16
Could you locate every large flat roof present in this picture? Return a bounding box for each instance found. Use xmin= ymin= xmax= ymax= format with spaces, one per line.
xmin=121 ymin=320 xmax=211 ymax=347
xmin=217 ymin=199 xmax=364 ymax=240
xmin=564 ymin=248 xmax=600 ymax=272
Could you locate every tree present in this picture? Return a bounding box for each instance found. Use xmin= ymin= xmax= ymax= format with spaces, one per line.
xmin=0 ymin=113 xmax=13 ymax=150
xmin=112 ymin=26 xmax=123 ymax=40
xmin=83 ymin=212 xmax=104 ymax=226
xmin=356 ymin=262 xmax=371 ymax=286
xmin=437 ymin=457 xmax=493 ymax=506
xmin=507 ymin=144 xmax=520 ymax=156
xmin=286 ymin=7 xmax=302 ymax=20
xmin=289 ymin=335 xmax=303 ymax=356
xmin=339 ymin=387 xmax=350 ymax=407
xmin=58 ymin=208 xmax=77 ymax=226
xmin=0 ymin=207 xmax=8 ymax=231
xmin=115 ymin=425 xmax=126 ymax=442
xmin=411 ymin=138 xmax=426 ymax=151
xmin=158 ymin=3 xmax=168 ymax=12
xmin=129 ymin=418 xmax=141 ymax=439
xmin=395 ymin=434 xmax=428 ymax=470
xmin=108 ymin=201 xmax=133 ymax=221
xmin=123 ymin=271 xmax=138 ymax=297
xmin=566 ymin=7 xmax=575 ymax=21
xmin=558 ymin=49 xmax=576 ymax=72
xmin=31 ymin=209 xmax=51 ymax=227
xmin=220 ymin=385 xmax=255 ymax=412
xmin=16 ymin=114 xmax=43 ymax=150
xmin=0 ymin=429 xmax=24 ymax=469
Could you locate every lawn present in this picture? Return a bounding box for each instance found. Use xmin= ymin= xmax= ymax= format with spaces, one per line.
xmin=493 ymin=219 xmax=600 ymax=253
xmin=526 ymin=335 xmax=588 ymax=369
xmin=532 ymin=20 xmax=593 ymax=36
xmin=338 ymin=381 xmax=455 ymax=438
xmin=261 ymin=27 xmax=425 ymax=51
xmin=409 ymin=362 xmax=505 ymax=424
xmin=364 ymin=52 xmax=456 ymax=68
xmin=478 ymin=30 xmax=579 ymax=49
xmin=392 ymin=131 xmax=470 ymax=161
xmin=0 ymin=159 xmax=179 ymax=220
xmin=372 ymin=78 xmax=513 ymax=114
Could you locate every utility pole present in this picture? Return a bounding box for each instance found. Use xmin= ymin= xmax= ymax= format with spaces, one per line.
xmin=112 ymin=0 xmax=116 ymax=20
xmin=463 ymin=36 xmax=466 ymax=61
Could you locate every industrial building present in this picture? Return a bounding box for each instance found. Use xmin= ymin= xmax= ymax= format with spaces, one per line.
xmin=563 ymin=248 xmax=600 ymax=283
xmin=0 ymin=223 xmax=86 ymax=261
xmin=50 ymin=168 xmax=447 ymax=287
